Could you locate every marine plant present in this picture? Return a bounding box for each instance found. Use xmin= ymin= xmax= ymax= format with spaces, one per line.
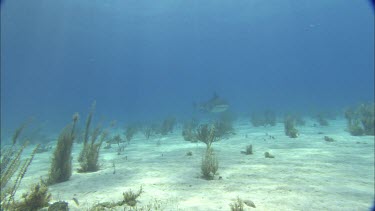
xmin=182 ymin=127 xmax=197 ymax=142
xmin=122 ymin=186 xmax=143 ymax=207
xmin=78 ymin=129 xmax=108 ymax=172
xmin=1 ymin=124 xmax=40 ymax=209
xmin=229 ymin=197 xmax=244 ymax=211
xmin=11 ymin=119 xmax=30 ymax=145
xmin=196 ymin=124 xmax=220 ymax=149
xmin=111 ymin=134 xmax=125 ymax=155
xmin=47 ymin=113 xmax=78 ymax=184
xmin=124 ymin=124 xmax=138 ymax=142
xmin=201 ymin=147 xmax=219 ymax=180
xmin=48 ymin=201 xmax=69 ymax=210
xmin=212 ymin=111 xmax=236 ymax=139
xmin=182 ymin=118 xmax=199 ymax=142
xmin=159 ymin=116 xmax=176 ymax=135
xmin=142 ymin=125 xmax=153 ymax=140
xmin=88 ymin=186 xmax=143 ymax=210
xmin=78 ymin=103 xmax=108 ymax=172
xmin=250 ymin=110 xmax=276 ymax=127
xmin=284 ymin=115 xmax=299 ymax=138
xmin=264 ymin=152 xmax=275 ymax=158
xmin=324 ymin=136 xmax=335 ymax=142
xmin=346 ymin=119 xmax=364 ymax=136
xmin=345 ymin=103 xmax=374 ymax=136
xmin=0 ymin=143 xmax=28 ymax=195
xmin=241 ymin=144 xmax=253 ymax=155
xmin=9 ymin=181 xmax=51 ymax=211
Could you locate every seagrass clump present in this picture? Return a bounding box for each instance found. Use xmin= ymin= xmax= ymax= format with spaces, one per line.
xmin=345 ymin=103 xmax=374 ymax=136
xmin=88 ymin=186 xmax=143 ymax=210
xmin=124 ymin=124 xmax=138 ymax=142
xmin=229 ymin=197 xmax=244 ymax=211
xmin=196 ymin=124 xmax=220 ymax=149
xmin=250 ymin=110 xmax=276 ymax=127
xmin=201 ymin=147 xmax=219 ymax=180
xmin=214 ymin=111 xmax=235 ymax=137
xmin=78 ymin=130 xmax=107 ymax=172
xmin=182 ymin=119 xmax=199 ymax=142
xmin=122 ymin=186 xmax=143 ymax=207
xmin=284 ymin=115 xmax=299 ymax=138
xmin=1 ymin=123 xmax=40 ymax=209
xmin=47 ymin=114 xmax=78 ymax=184
xmin=9 ymin=181 xmax=51 ymax=211
xmin=78 ymin=102 xmax=108 ymax=173
xmin=242 ymin=144 xmax=253 ymax=155
xmin=159 ymin=116 xmax=176 ymax=135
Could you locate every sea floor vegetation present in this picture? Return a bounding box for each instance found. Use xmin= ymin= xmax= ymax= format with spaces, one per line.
xmin=1 ymin=108 xmax=374 ymax=210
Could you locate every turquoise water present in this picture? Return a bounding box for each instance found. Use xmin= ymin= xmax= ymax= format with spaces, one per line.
xmin=1 ymin=0 xmax=373 ymax=131
xmin=1 ymin=0 xmax=374 ymax=210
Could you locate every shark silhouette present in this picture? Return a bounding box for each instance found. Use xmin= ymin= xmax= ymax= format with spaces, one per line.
xmin=195 ymin=93 xmax=229 ymax=113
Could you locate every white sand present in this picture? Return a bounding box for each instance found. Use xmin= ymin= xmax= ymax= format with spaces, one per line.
xmin=16 ymin=118 xmax=374 ymax=210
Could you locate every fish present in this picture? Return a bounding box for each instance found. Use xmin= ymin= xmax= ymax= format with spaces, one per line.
xmin=72 ymin=197 xmax=79 ymax=206
xmin=195 ymin=93 xmax=229 ymax=113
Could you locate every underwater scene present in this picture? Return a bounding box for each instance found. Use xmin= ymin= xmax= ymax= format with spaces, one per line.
xmin=1 ymin=0 xmax=374 ymax=210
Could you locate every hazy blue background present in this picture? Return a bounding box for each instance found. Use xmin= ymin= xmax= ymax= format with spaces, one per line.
xmin=1 ymin=0 xmax=374 ymax=133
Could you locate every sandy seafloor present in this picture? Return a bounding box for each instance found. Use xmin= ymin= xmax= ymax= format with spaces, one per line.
xmin=14 ymin=118 xmax=375 ymax=211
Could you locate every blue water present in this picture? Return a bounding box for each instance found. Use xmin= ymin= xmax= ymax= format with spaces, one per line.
xmin=1 ymin=0 xmax=374 ymax=133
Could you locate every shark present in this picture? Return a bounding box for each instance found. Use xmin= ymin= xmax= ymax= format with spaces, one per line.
xmin=195 ymin=93 xmax=229 ymax=113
